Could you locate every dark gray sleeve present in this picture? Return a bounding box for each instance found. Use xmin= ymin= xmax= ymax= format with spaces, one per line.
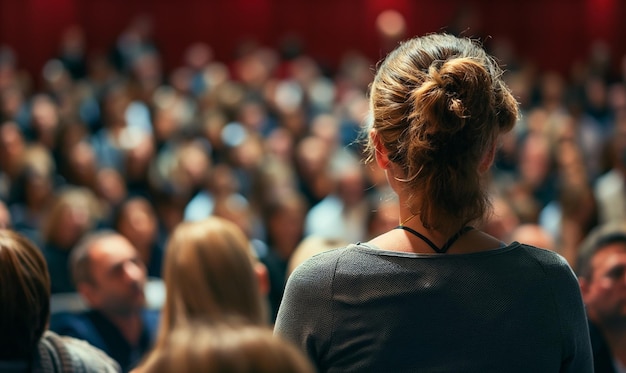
xmin=274 ymin=251 xmax=339 ymax=371
xmin=546 ymin=254 xmax=594 ymax=372
xmin=37 ymin=331 xmax=122 ymax=373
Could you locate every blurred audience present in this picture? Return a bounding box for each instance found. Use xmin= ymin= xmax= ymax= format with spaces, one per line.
xmin=0 ymin=15 xmax=626 ymax=367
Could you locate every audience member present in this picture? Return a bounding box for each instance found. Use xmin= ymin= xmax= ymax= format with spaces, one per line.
xmin=304 ymin=149 xmax=371 ymax=243
xmin=9 ymin=143 xmax=57 ymax=241
xmin=365 ymin=187 xmax=400 ymax=240
xmin=50 ymin=231 xmax=159 ymax=372
xmin=152 ymin=216 xmax=268 ymax=349
xmin=136 ymin=321 xmax=315 ymax=373
xmin=594 ymin=116 xmax=626 ymax=225
xmin=0 ymin=228 xmax=120 ymax=372
xmin=41 ymin=186 xmax=102 ymax=293
xmin=481 ymin=193 xmax=521 ymax=242
xmin=114 ymin=196 xmax=165 ymax=278
xmin=509 ymin=223 xmax=556 ymax=251
xmin=577 ymin=222 xmax=626 ymax=373
xmin=275 ymin=33 xmax=592 ymax=371
xmin=286 ymin=235 xmax=347 ymax=278
xmin=0 ymin=121 xmax=26 ymax=199
xmin=293 ymin=135 xmax=334 ymax=207
xmin=2 ymin=14 xmax=626 ymax=373
xmin=0 ymin=199 xmax=11 ymax=228
xmin=258 ymin=190 xmax=308 ymax=319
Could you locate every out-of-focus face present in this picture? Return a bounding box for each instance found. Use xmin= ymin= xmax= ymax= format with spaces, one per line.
xmin=117 ymin=198 xmax=157 ymax=263
xmin=84 ymin=235 xmax=146 ymax=316
xmin=0 ymin=123 xmax=24 ymax=172
xmin=268 ymin=203 xmax=305 ymax=258
xmin=0 ymin=201 xmax=11 ymax=228
xmin=337 ymin=168 xmax=366 ymax=207
xmin=518 ymin=134 xmax=551 ymax=188
xmin=368 ymin=197 xmax=400 ymax=239
xmin=581 ymin=243 xmax=626 ymax=328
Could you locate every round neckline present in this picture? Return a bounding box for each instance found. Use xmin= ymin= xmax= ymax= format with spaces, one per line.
xmin=352 ymin=241 xmax=520 ymax=258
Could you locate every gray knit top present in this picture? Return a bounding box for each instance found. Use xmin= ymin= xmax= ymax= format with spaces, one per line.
xmin=275 ymin=242 xmax=593 ymax=373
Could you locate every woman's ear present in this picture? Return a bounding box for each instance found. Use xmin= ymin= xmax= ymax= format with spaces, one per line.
xmin=478 ymin=142 xmax=497 ymax=174
xmin=371 ymin=130 xmax=390 ymax=170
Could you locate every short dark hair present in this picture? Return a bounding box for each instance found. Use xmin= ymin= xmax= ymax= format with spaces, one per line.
xmin=0 ymin=229 xmax=50 ymax=359
xmin=70 ymin=229 xmax=119 ymax=286
xmin=576 ymin=222 xmax=626 ymax=280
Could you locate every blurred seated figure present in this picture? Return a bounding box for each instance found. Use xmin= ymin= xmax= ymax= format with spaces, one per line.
xmin=151 ymin=217 xmax=268 ymax=344
xmin=9 ymin=144 xmax=57 ymax=244
xmin=286 ymin=235 xmax=347 ymax=279
xmin=481 ymin=193 xmax=521 ymax=242
xmin=49 ymin=231 xmax=159 ymax=373
xmin=304 ymin=149 xmax=371 ymax=243
xmin=0 ymin=122 xmax=26 ymax=202
xmin=114 ymin=196 xmax=165 ymax=278
xmin=0 ymin=229 xmax=120 ymax=373
xmin=135 ymin=216 xmax=274 ymax=372
xmin=260 ymin=191 xmax=308 ymax=321
xmin=135 ymin=322 xmax=315 ymax=373
xmin=0 ymin=199 xmax=12 ymax=228
xmin=41 ymin=186 xmax=101 ymax=294
xmin=594 ymin=117 xmax=626 ymax=224
xmin=509 ymin=223 xmax=556 ymax=251
xmin=577 ymin=222 xmax=626 ymax=373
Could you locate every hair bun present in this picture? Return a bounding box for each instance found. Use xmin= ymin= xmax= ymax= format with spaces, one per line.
xmin=409 ymin=57 xmax=494 ymax=137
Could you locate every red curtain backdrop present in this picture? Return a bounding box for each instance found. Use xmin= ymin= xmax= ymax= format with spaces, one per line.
xmin=0 ymin=0 xmax=624 ymax=81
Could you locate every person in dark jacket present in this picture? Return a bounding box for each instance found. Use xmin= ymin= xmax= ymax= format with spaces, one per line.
xmin=578 ymin=222 xmax=626 ymax=373
xmin=50 ymin=231 xmax=158 ymax=373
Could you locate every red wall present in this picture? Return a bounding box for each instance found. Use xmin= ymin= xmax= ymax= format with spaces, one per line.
xmin=1 ymin=0 xmax=624 ymax=81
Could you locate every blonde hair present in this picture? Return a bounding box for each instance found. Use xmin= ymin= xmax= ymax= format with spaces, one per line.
xmin=138 ymin=322 xmax=315 ymax=373
xmin=41 ymin=186 xmax=101 ymax=246
xmin=156 ymin=216 xmax=266 ymax=347
xmin=368 ymin=33 xmax=519 ymax=234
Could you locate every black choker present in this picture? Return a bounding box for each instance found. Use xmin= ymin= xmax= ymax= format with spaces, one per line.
xmin=395 ymin=225 xmax=474 ymax=253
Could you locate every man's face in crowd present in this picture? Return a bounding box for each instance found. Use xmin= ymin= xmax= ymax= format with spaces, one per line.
xmin=83 ymin=235 xmax=147 ymax=316
xmin=581 ymin=242 xmax=626 ymax=328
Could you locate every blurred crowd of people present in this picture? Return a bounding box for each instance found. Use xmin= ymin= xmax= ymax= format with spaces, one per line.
xmin=1 ymin=16 xmax=626 ymax=373
xmin=1 ymin=19 xmax=625 ymax=300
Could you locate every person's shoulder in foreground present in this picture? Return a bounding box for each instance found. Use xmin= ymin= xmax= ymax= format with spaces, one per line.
xmin=35 ymin=330 xmax=121 ymax=372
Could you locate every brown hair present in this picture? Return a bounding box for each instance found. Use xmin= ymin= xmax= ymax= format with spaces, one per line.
xmin=41 ymin=186 xmax=101 ymax=248
xmin=0 ymin=229 xmax=50 ymax=360
xmin=157 ymin=216 xmax=266 ymax=347
xmin=138 ymin=322 xmax=315 ymax=373
xmin=368 ymin=33 xmax=519 ymax=233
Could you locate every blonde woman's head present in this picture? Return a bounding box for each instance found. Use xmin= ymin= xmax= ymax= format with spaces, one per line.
xmin=139 ymin=322 xmax=315 ymax=373
xmin=158 ymin=216 xmax=267 ymax=345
